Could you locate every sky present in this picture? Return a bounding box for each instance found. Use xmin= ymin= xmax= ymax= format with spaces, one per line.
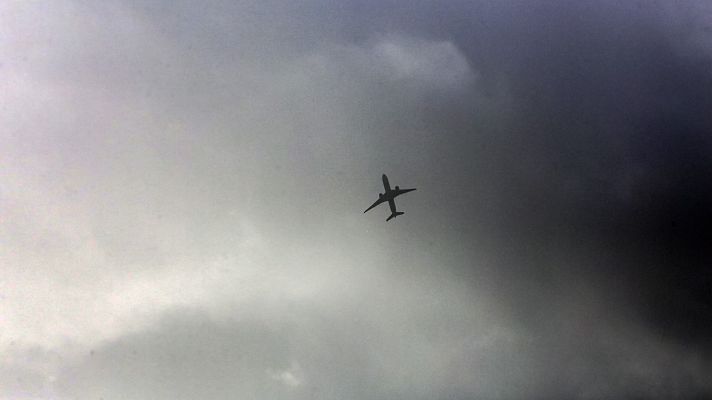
xmin=1 ymin=1 xmax=712 ymax=399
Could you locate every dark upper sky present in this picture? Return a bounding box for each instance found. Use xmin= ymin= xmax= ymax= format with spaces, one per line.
xmin=2 ymin=1 xmax=711 ymax=399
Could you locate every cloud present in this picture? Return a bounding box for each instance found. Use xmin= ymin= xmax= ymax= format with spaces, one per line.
xmin=1 ymin=0 xmax=711 ymax=399
xmin=0 ymin=0 xmax=477 ymax=349
xmin=269 ymin=361 xmax=303 ymax=388
xmin=39 ymin=298 xmax=711 ymax=399
xmin=50 ymin=275 xmax=496 ymax=400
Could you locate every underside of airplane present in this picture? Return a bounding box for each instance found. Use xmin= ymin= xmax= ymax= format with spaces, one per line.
xmin=364 ymin=174 xmax=416 ymax=221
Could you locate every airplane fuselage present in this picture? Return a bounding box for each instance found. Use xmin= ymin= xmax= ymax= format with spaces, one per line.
xmin=379 ymin=191 xmax=397 ymax=201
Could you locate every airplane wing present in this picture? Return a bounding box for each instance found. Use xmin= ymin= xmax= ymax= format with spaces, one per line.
xmin=388 ymin=199 xmax=397 ymax=213
xmin=394 ymin=188 xmax=416 ymax=196
xmin=364 ymin=198 xmax=386 ymax=213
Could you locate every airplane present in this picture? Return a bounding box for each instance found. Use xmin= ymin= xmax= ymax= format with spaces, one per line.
xmin=364 ymin=174 xmax=416 ymax=221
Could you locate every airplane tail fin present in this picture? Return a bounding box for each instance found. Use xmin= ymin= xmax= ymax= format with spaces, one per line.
xmin=386 ymin=211 xmax=404 ymax=222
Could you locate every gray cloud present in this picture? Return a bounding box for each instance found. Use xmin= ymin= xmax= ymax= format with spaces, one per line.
xmin=2 ymin=0 xmax=711 ymax=399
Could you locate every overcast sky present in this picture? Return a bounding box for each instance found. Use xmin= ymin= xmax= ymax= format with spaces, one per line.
xmin=2 ymin=1 xmax=712 ymax=399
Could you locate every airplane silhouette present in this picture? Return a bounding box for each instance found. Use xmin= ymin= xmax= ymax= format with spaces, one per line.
xmin=364 ymin=174 xmax=416 ymax=221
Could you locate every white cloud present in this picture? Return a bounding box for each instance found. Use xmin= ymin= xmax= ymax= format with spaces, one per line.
xmin=269 ymin=361 xmax=304 ymax=388
xmin=373 ymin=38 xmax=475 ymax=87
xmin=0 ymin=7 xmax=482 ymax=394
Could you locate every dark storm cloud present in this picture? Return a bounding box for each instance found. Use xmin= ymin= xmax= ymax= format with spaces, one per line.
xmin=249 ymin=0 xmax=712 ymax=395
xmin=425 ymin=3 xmax=712 ymax=392
xmin=453 ymin=1 xmax=712 ymax=349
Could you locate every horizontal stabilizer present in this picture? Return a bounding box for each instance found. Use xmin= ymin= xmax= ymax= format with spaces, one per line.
xmin=386 ymin=211 xmax=404 ymax=222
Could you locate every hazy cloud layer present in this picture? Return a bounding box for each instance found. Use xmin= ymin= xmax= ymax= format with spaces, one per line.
xmin=2 ymin=1 xmax=711 ymax=399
